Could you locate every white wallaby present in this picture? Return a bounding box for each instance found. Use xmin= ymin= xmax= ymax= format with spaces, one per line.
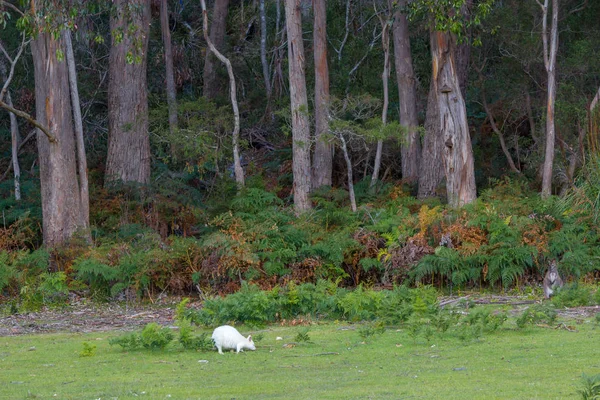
xmin=211 ymin=325 xmax=256 ymax=354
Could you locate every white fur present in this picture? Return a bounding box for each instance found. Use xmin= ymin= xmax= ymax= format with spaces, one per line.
xmin=211 ymin=325 xmax=256 ymax=354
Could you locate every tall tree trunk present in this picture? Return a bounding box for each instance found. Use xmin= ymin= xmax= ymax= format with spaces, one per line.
xmin=160 ymin=0 xmax=178 ymax=133
xmin=203 ymin=0 xmax=230 ymax=100
xmin=285 ymin=0 xmax=311 ymax=212
xmin=422 ymin=31 xmax=476 ymax=207
xmin=260 ymin=0 xmax=271 ymax=98
xmin=311 ymin=0 xmax=332 ymax=189
xmin=64 ymin=30 xmax=90 ymax=230
xmin=418 ymin=79 xmax=445 ymax=199
xmin=540 ymin=0 xmax=559 ymax=198
xmin=201 ymin=0 xmax=245 ymax=188
xmin=370 ymin=10 xmax=390 ymax=190
xmin=392 ymin=0 xmax=420 ymax=182
xmin=31 ymin=32 xmax=87 ymax=247
xmin=106 ymin=0 xmax=151 ymax=185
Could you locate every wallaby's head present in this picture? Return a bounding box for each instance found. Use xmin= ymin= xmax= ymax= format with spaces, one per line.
xmin=547 ymin=260 xmax=559 ymax=282
xmin=246 ymin=335 xmax=256 ymax=351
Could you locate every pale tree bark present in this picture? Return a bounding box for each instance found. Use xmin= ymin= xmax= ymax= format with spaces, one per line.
xmin=7 ymin=91 xmax=20 ymax=200
xmin=285 ymin=0 xmax=312 ymax=212
xmin=31 ymin=32 xmax=88 ymax=247
xmin=392 ymin=0 xmax=420 ymax=182
xmin=201 ymin=0 xmax=245 ymax=188
xmin=260 ymin=0 xmax=271 ymax=98
xmin=106 ymin=0 xmax=151 ymax=185
xmin=311 ymin=0 xmax=332 ymax=189
xmin=64 ymin=30 xmax=90 ymax=229
xmin=160 ymin=0 xmax=178 ymax=133
xmin=539 ymin=0 xmax=559 ymax=198
xmin=203 ymin=0 xmax=230 ymax=100
xmin=427 ymin=31 xmax=476 ymax=207
xmin=338 ymin=133 xmax=357 ymax=212
xmin=0 ymin=53 xmax=21 ymax=200
xmin=370 ymin=8 xmax=391 ymax=189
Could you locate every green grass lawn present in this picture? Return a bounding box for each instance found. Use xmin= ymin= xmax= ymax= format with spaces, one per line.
xmin=1 ymin=318 xmax=599 ymax=400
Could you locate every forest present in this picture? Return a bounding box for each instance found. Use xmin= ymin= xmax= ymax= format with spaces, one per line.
xmin=0 ymin=0 xmax=599 ymax=304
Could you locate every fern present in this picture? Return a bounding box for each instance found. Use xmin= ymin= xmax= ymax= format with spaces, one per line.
xmin=0 ymin=251 xmax=16 ymax=291
xmin=73 ymin=257 xmax=118 ymax=292
xmin=485 ymin=245 xmax=534 ymax=288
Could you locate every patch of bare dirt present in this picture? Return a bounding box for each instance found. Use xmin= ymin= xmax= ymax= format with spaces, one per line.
xmin=0 ymin=297 xmax=202 ymax=336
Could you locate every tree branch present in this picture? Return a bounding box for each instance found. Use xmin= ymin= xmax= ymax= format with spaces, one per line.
xmin=0 ymin=1 xmax=25 ymax=18
xmin=0 ymin=33 xmax=29 ymax=103
xmin=0 ymin=100 xmax=57 ymax=143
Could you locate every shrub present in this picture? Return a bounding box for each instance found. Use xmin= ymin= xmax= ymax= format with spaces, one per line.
xmin=109 ymin=323 xmax=174 ymax=351
xmin=140 ymin=323 xmax=175 ymax=350
xmin=551 ymin=284 xmax=593 ymax=308
xmin=578 ymin=373 xmax=600 ymax=400
xmin=515 ymin=304 xmax=557 ymax=329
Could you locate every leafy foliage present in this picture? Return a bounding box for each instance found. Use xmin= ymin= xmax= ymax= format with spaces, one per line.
xmin=578 ymin=373 xmax=600 ymax=400
xmin=109 ymin=323 xmax=174 ymax=351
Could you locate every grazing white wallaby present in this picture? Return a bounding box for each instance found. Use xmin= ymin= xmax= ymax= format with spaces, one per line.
xmin=543 ymin=260 xmax=564 ymax=299
xmin=211 ymin=325 xmax=256 ymax=354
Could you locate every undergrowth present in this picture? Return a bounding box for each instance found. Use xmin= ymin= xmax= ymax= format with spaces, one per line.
xmin=1 ymin=178 xmax=599 ymax=307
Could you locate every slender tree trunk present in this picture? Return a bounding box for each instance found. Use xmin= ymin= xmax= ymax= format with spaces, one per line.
xmin=392 ymin=0 xmax=420 ymax=182
xmin=476 ymin=68 xmax=520 ymax=174
xmin=7 ymin=91 xmax=20 ymax=201
xmin=203 ymin=0 xmax=230 ymax=100
xmin=311 ymin=0 xmax=332 ymax=189
xmin=481 ymin=96 xmax=520 ymax=174
xmin=106 ymin=0 xmax=151 ymax=185
xmin=201 ymin=0 xmax=245 ymax=188
xmin=540 ymin=0 xmax=559 ymax=198
xmin=371 ymin=9 xmax=391 ymax=189
xmin=64 ymin=30 xmax=90 ymax=230
xmin=160 ymin=0 xmax=178 ymax=133
xmin=285 ymin=0 xmax=311 ymax=212
xmin=271 ymin=0 xmax=286 ymax=97
xmin=260 ymin=0 xmax=271 ymax=98
xmin=0 ymin=57 xmax=21 ymax=200
xmin=31 ymin=32 xmax=87 ymax=247
xmin=422 ymin=31 xmax=476 ymax=207
xmin=339 ymin=133 xmax=357 ymax=212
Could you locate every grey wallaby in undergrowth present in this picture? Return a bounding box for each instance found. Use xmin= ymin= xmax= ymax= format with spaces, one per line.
xmin=543 ymin=260 xmax=564 ymax=299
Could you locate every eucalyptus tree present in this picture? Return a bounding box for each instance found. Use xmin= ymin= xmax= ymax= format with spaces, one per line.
xmin=312 ymin=0 xmax=333 ymax=189
xmin=414 ymin=0 xmax=492 ymax=207
xmin=0 ymin=0 xmax=91 ymax=246
xmin=200 ymin=0 xmax=244 ymax=188
xmin=285 ymin=0 xmax=312 ymax=212
xmin=203 ymin=0 xmax=230 ymax=100
xmin=160 ymin=0 xmax=178 ymax=134
xmin=392 ymin=0 xmax=421 ymax=183
xmin=105 ymin=0 xmax=152 ymax=185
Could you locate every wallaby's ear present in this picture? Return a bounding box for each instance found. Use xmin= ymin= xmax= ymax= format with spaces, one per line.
xmin=248 ymin=335 xmax=253 ymax=341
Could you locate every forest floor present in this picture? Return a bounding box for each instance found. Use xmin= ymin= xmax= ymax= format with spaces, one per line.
xmin=1 ymin=294 xmax=598 ymax=336
xmin=0 ymin=296 xmax=200 ymax=336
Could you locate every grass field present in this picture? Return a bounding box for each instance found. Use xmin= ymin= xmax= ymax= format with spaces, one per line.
xmin=1 ymin=316 xmax=599 ymax=400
